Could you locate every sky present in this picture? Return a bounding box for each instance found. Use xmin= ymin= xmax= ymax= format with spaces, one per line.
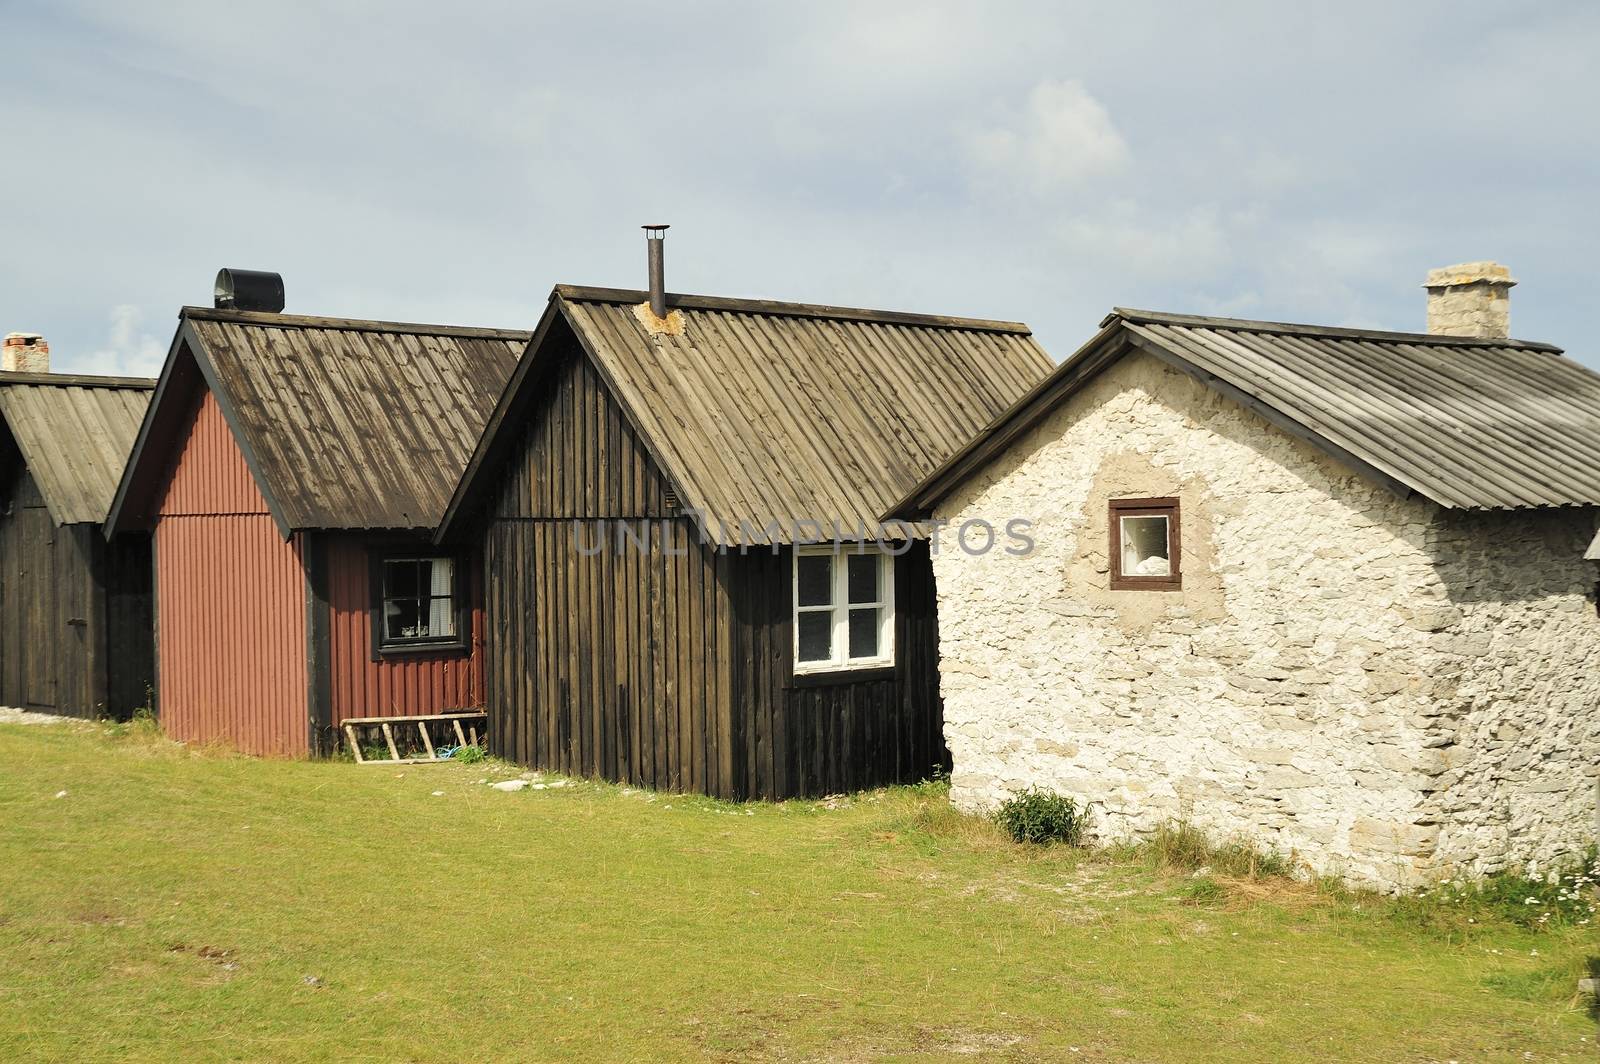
xmin=3 ymin=1 xmax=1598 ymax=376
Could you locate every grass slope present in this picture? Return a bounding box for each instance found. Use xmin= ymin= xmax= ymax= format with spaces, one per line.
xmin=0 ymin=722 xmax=1594 ymax=1062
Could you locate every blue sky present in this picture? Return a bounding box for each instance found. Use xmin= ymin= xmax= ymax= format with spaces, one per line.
xmin=3 ymin=1 xmax=1597 ymax=375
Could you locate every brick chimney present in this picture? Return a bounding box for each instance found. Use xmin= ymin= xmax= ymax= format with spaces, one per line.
xmin=1424 ymin=262 xmax=1515 ymax=339
xmin=2 ymin=333 xmax=49 ymax=373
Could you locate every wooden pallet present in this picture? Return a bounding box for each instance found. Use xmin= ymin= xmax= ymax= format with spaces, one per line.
xmin=342 ymin=711 xmax=487 ymax=765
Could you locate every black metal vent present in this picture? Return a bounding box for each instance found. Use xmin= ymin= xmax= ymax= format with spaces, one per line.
xmin=214 ymin=268 xmax=285 ymax=313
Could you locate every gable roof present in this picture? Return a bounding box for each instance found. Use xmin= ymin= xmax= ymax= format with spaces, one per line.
xmin=439 ymin=285 xmax=1055 ymax=545
xmin=107 ymin=307 xmax=529 ymax=537
xmin=889 ymin=307 xmax=1600 ymax=519
xmin=0 ymin=371 xmax=153 ymax=525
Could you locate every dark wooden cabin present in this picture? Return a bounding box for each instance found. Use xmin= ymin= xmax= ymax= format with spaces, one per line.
xmin=106 ymin=303 xmax=527 ymax=755
xmin=438 ymin=285 xmax=1053 ymax=799
xmin=0 ymin=369 xmax=155 ymax=718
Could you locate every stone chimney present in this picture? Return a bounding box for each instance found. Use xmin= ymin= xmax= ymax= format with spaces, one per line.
xmin=1424 ymin=262 xmax=1515 ymax=339
xmin=2 ymin=333 xmax=49 ymax=373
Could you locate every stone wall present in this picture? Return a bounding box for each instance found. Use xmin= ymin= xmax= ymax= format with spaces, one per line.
xmin=1424 ymin=509 xmax=1600 ymax=875
xmin=931 ymin=349 xmax=1600 ymax=888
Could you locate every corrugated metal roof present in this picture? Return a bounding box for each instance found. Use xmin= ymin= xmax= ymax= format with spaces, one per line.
xmin=0 ymin=372 xmax=153 ymax=525
xmin=443 ymin=285 xmax=1055 ymax=544
xmin=890 ymin=307 xmax=1600 ymax=517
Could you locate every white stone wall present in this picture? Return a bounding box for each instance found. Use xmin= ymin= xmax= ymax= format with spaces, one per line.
xmin=1424 ymin=510 xmax=1600 ymax=875
xmin=931 ymin=350 xmax=1600 ymax=888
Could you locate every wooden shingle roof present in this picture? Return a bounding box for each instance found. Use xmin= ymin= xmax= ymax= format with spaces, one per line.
xmin=108 ymin=308 xmax=529 ymax=536
xmin=442 ymin=285 xmax=1055 ymax=545
xmin=890 ymin=307 xmax=1600 ymax=519
xmin=0 ymin=372 xmax=153 ymax=525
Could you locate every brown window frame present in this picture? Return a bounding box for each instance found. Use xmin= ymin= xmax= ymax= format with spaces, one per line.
xmin=1109 ymin=497 xmax=1182 ymax=591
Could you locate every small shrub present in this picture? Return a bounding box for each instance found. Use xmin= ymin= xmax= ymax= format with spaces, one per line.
xmin=450 ymin=744 xmax=486 ymax=764
xmin=994 ymin=789 xmax=1088 ymax=846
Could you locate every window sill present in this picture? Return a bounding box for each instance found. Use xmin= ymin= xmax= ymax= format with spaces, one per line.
xmin=372 ymin=641 xmax=470 ymax=661
xmin=1108 ymin=579 xmax=1182 ymax=591
xmin=790 ymin=665 xmax=896 ymax=688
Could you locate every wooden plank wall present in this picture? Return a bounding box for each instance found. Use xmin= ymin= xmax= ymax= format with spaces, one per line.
xmin=151 ymin=387 xmax=308 ymax=755
xmin=727 ymin=543 xmax=948 ymax=799
xmin=0 ymin=466 xmax=126 ymax=719
xmin=104 ymin=531 xmax=154 ymax=717
xmin=480 ymin=327 xmax=946 ymax=799
xmin=484 ymin=329 xmax=738 ymax=794
xmin=486 ymin=518 xmax=735 ymax=796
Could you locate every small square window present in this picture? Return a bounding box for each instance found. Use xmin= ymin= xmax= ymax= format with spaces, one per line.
xmin=370 ymin=552 xmax=465 ymax=653
xmin=1109 ymin=498 xmax=1181 ymax=590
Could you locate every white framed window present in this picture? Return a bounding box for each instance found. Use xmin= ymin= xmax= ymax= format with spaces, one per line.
xmin=792 ymin=546 xmax=895 ymax=675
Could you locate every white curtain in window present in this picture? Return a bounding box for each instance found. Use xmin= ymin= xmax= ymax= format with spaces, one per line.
xmin=429 ymin=559 xmax=455 ymax=636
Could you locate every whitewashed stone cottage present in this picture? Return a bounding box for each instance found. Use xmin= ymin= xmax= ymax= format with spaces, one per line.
xmin=889 ymin=263 xmax=1600 ymax=888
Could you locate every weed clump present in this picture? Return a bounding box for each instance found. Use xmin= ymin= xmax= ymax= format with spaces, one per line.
xmin=994 ymin=789 xmax=1088 ymax=846
xmin=1399 ymin=848 xmax=1598 ymax=931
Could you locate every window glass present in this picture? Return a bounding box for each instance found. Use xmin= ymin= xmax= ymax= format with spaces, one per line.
xmin=796 ymin=554 xmax=833 ymax=607
xmin=847 ymin=607 xmax=880 ymax=658
xmin=1120 ymin=515 xmax=1171 ymax=577
xmin=797 ymin=612 xmax=832 ymax=663
xmin=847 ymin=553 xmax=879 ymax=604
xmin=380 ymin=556 xmax=456 ymax=645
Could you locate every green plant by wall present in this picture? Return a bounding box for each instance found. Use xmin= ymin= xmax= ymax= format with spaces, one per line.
xmin=994 ymin=789 xmax=1088 ymax=846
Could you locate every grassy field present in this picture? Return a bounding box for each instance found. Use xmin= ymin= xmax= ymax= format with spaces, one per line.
xmin=0 ymin=720 xmax=1594 ymax=1062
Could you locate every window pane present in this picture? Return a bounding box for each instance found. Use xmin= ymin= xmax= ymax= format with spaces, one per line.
xmin=797 ymin=611 xmax=832 ymax=662
xmin=847 ymin=553 xmax=879 ymax=604
xmin=1121 ymin=515 xmax=1171 ymax=577
xmin=385 ymin=597 xmax=423 ymax=640
xmin=385 ymin=560 xmax=421 ymax=598
xmin=796 ymin=554 xmax=833 ymax=607
xmin=848 ymin=607 xmax=880 ymax=659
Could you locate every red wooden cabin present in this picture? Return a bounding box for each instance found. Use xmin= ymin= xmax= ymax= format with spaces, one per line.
xmin=106 ymin=283 xmax=527 ymax=755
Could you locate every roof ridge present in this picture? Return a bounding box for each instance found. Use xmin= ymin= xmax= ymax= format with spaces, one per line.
xmin=1107 ymin=307 xmax=1564 ymax=353
xmin=0 ymin=370 xmax=155 ymax=389
xmin=553 ymin=284 xmax=1034 ymax=335
xmin=181 ymin=306 xmax=533 ymax=341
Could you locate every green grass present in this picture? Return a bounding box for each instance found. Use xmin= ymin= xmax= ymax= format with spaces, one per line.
xmin=0 ymin=722 xmax=1595 ymax=1062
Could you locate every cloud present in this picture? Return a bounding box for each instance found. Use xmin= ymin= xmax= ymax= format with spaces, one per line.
xmin=965 ymin=80 xmax=1130 ymax=192
xmin=89 ymin=306 xmax=167 ymax=378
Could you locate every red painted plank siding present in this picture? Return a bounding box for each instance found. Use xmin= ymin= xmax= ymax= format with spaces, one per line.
xmin=153 ymin=389 xmax=308 ymax=756
xmin=157 ymin=385 xmax=267 ymax=517
xmin=325 ymin=533 xmax=484 ymax=721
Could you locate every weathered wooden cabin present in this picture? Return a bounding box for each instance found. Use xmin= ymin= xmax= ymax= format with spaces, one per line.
xmin=0 ymin=353 xmax=154 ymax=718
xmin=106 ymin=284 xmax=527 ymax=755
xmin=438 ymin=281 xmax=1053 ymax=799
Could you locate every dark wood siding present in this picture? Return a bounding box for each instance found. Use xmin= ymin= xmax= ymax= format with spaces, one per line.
xmin=104 ymin=531 xmax=155 ymax=716
xmin=486 ymin=518 xmax=734 ymax=795
xmin=479 ymin=325 xmax=946 ymax=799
xmin=727 ymin=543 xmax=947 ymax=799
xmin=0 ymin=465 xmax=152 ymax=720
xmin=483 ymin=326 xmax=736 ymax=793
